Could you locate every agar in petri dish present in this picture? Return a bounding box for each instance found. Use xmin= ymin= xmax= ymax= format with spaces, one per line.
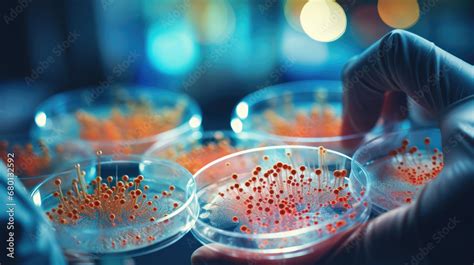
xmin=231 ymin=80 xmax=395 ymax=154
xmin=192 ymin=145 xmax=370 ymax=258
xmin=31 ymin=152 xmax=198 ymax=257
xmin=353 ymin=128 xmax=443 ymax=214
xmin=31 ymin=86 xmax=202 ymax=155
xmin=145 ymin=131 xmax=276 ymax=175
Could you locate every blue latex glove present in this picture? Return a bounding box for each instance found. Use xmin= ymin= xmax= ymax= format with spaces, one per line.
xmin=192 ymin=30 xmax=474 ymax=265
xmin=0 ymin=163 xmax=65 ymax=265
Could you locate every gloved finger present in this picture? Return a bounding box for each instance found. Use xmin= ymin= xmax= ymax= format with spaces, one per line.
xmin=341 ymin=29 xmax=474 ymax=135
xmin=340 ymin=91 xmax=407 ymax=151
xmin=380 ymin=91 xmax=407 ymax=125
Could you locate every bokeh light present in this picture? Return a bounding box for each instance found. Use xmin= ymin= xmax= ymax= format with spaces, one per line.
xmin=378 ymin=0 xmax=420 ymax=29
xmin=188 ymin=0 xmax=236 ymax=44
xmin=146 ymin=23 xmax=199 ymax=75
xmin=230 ymin=118 xmax=243 ymax=133
xmin=351 ymin=4 xmax=391 ymax=45
xmin=300 ymin=0 xmax=347 ymax=42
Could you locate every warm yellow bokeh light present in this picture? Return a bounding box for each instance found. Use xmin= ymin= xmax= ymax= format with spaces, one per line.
xmin=300 ymin=0 xmax=347 ymax=42
xmin=188 ymin=0 xmax=236 ymax=44
xmin=378 ymin=0 xmax=420 ymax=29
xmin=284 ymin=0 xmax=307 ymax=31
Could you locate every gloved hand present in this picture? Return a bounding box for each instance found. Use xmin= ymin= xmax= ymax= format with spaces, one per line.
xmin=0 ymin=163 xmax=66 ymax=265
xmin=191 ymin=30 xmax=474 ymax=265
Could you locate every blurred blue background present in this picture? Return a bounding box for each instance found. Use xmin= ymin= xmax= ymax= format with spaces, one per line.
xmin=0 ymin=0 xmax=472 ymax=264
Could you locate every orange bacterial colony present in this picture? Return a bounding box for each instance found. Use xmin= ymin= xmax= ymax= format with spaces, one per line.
xmin=76 ymin=101 xmax=184 ymax=142
xmin=264 ymin=91 xmax=341 ymax=138
xmin=0 ymin=140 xmax=54 ymax=177
xmin=46 ymin=151 xmax=180 ymax=251
xmin=208 ymin=147 xmax=364 ymax=235
xmin=389 ymin=137 xmax=444 ymax=187
xmin=165 ymin=139 xmax=240 ymax=174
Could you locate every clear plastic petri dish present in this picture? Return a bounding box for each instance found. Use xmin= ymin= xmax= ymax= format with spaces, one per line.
xmin=231 ymin=80 xmax=397 ymax=155
xmin=192 ymin=145 xmax=370 ymax=259
xmin=144 ymin=130 xmax=280 ymax=176
xmin=353 ymin=128 xmax=443 ymax=215
xmin=0 ymin=132 xmax=91 ymax=190
xmin=30 ymin=154 xmax=198 ymax=258
xmin=31 ymin=86 xmax=202 ymax=155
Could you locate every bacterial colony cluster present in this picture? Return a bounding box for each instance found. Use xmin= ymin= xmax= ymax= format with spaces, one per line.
xmin=208 ymin=147 xmax=362 ymax=236
xmin=386 ymin=136 xmax=444 ymax=204
xmin=0 ymin=140 xmax=52 ymax=177
xmin=45 ymin=152 xmax=180 ymax=252
xmin=263 ymin=90 xmax=342 ymax=138
xmin=2 ymin=83 xmax=445 ymax=259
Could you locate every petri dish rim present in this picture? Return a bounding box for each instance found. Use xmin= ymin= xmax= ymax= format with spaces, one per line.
xmin=32 ymin=86 xmax=202 ymax=147
xmin=192 ymin=145 xmax=371 ymax=241
xmin=232 ymin=80 xmax=369 ymax=143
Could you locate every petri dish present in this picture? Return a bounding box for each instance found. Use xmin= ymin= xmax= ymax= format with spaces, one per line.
xmin=231 ymin=80 xmax=398 ymax=155
xmin=145 ymin=130 xmax=279 ymax=176
xmin=0 ymin=132 xmax=91 ymax=190
xmin=192 ymin=145 xmax=370 ymax=259
xmin=31 ymin=86 xmax=202 ymax=155
xmin=31 ymin=153 xmax=198 ymax=258
xmin=353 ymin=128 xmax=443 ymax=214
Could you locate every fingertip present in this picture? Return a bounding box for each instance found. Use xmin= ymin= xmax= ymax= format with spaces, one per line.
xmin=191 ymin=246 xmax=214 ymax=265
xmin=191 ymin=245 xmax=246 ymax=265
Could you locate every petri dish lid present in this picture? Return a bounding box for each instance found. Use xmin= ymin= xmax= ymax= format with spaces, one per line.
xmin=191 ymin=145 xmax=371 ymax=259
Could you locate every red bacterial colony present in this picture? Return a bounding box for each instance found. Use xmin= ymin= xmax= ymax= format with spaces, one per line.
xmin=214 ymin=147 xmax=363 ymax=235
xmin=389 ymin=137 xmax=444 ymax=187
xmin=46 ymin=151 xmax=178 ymax=250
xmin=264 ymin=91 xmax=341 ymax=138
xmin=0 ymin=140 xmax=56 ymax=177
xmin=76 ymin=101 xmax=184 ymax=153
